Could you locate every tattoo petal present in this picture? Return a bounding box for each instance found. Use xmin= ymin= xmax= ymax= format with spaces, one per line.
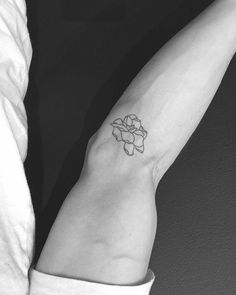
xmin=124 ymin=115 xmax=132 ymax=126
xmin=133 ymin=133 xmax=144 ymax=147
xmin=140 ymin=126 xmax=147 ymax=138
xmin=136 ymin=145 xmax=144 ymax=153
xmin=121 ymin=131 xmax=134 ymax=143
xmin=124 ymin=142 xmax=134 ymax=156
xmin=129 ymin=114 xmax=137 ymax=119
xmin=128 ymin=126 xmax=136 ymax=133
xmin=143 ymin=131 xmax=147 ymax=139
xmin=132 ymin=118 xmax=141 ymax=129
xmin=113 ymin=118 xmax=123 ymax=125
xmin=134 ymin=130 xmax=144 ymax=137
xmin=111 ymin=123 xmax=128 ymax=131
xmin=112 ymin=127 xmax=122 ymax=141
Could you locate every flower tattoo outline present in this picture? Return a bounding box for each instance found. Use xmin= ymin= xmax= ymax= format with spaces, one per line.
xmin=110 ymin=114 xmax=148 ymax=156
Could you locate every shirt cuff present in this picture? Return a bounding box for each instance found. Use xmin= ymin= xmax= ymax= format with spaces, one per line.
xmin=29 ymin=267 xmax=156 ymax=295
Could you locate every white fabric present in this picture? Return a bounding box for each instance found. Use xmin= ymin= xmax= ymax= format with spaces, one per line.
xmin=0 ymin=1 xmax=35 ymax=294
xmin=0 ymin=0 xmax=156 ymax=294
xmin=29 ymin=268 xmax=155 ymax=295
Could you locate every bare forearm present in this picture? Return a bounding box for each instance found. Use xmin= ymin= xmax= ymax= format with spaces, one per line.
xmin=92 ymin=0 xmax=236 ymax=182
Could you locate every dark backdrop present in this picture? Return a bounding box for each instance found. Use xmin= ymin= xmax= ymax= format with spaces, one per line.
xmin=24 ymin=0 xmax=236 ymax=294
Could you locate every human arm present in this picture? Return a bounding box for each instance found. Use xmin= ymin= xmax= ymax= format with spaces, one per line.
xmin=35 ymin=0 xmax=236 ymax=289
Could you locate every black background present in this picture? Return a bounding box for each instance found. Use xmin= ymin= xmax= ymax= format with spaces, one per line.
xmin=24 ymin=0 xmax=236 ymax=293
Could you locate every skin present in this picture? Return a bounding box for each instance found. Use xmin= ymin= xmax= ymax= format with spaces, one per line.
xmin=36 ymin=0 xmax=236 ymax=286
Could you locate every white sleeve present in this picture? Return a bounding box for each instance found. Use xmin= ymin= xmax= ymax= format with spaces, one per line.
xmin=0 ymin=0 xmax=35 ymax=295
xmin=29 ymin=267 xmax=156 ymax=295
xmin=0 ymin=0 xmax=32 ymax=161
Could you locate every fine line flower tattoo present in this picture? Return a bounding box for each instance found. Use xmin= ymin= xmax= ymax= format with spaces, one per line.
xmin=110 ymin=114 xmax=148 ymax=156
